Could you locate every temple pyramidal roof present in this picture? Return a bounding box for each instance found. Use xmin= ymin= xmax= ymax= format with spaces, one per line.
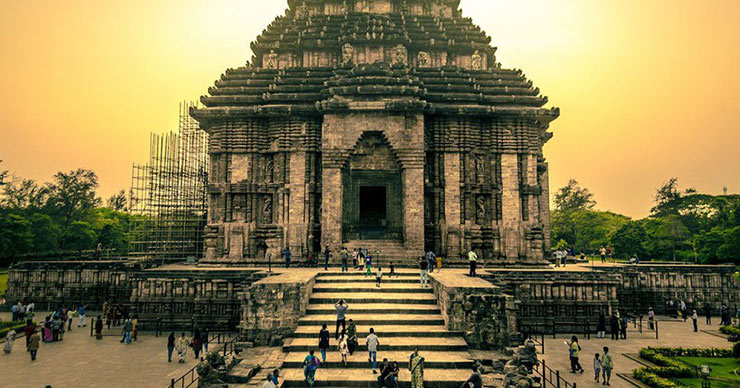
xmin=191 ymin=0 xmax=559 ymax=123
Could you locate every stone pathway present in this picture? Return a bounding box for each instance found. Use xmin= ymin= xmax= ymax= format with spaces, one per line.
xmin=279 ymin=270 xmax=474 ymax=387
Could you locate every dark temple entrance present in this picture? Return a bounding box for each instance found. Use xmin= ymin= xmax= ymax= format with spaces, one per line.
xmin=359 ymin=186 xmax=387 ymax=229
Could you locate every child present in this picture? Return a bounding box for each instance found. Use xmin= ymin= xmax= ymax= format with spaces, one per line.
xmin=593 ymin=353 xmax=602 ymax=383
xmin=436 ymin=255 xmax=442 ymax=271
xmin=365 ymin=255 xmax=373 ymax=277
xmin=389 ymin=261 xmax=395 ymax=277
xmin=376 ymin=265 xmax=383 ymax=288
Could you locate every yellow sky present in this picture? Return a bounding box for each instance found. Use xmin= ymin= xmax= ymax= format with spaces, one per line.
xmin=1 ymin=0 xmax=738 ymax=218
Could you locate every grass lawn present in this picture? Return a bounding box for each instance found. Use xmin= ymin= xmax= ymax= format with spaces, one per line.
xmin=0 ymin=270 xmax=8 ymax=296
xmin=674 ymin=356 xmax=740 ymax=388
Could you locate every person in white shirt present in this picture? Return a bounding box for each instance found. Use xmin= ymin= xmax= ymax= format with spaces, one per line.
xmin=262 ymin=373 xmax=276 ymax=388
xmin=366 ymin=328 xmax=380 ymax=374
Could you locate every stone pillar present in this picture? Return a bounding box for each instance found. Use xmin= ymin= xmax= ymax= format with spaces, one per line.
xmin=539 ymin=160 xmax=552 ymax=252
xmin=321 ymin=150 xmax=345 ymax=250
xmin=500 ymin=153 xmax=521 ymax=260
xmin=443 ymin=153 xmax=462 ymax=257
xmin=287 ymin=151 xmax=308 ymax=254
xmin=402 ymin=165 xmax=425 ymax=254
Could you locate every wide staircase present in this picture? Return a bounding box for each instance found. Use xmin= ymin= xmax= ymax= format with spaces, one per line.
xmin=343 ymin=240 xmax=420 ymax=267
xmin=279 ymin=270 xmax=474 ymax=387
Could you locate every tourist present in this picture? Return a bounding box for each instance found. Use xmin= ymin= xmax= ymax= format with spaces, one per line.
xmin=463 ymin=364 xmax=483 ymax=388
xmin=335 ymin=299 xmax=348 ymax=339
xmin=409 ymin=349 xmax=425 ymax=388
xmin=378 ymin=358 xmax=392 ymax=387
xmin=51 ymin=314 xmax=61 ymax=341
xmin=167 ymin=332 xmax=176 ymax=362
xmin=366 ymin=327 xmax=380 ymax=374
xmin=691 ymin=310 xmax=698 ymax=332
xmin=284 ymin=247 xmax=291 ymax=268
xmin=318 ymin=323 xmax=330 ymax=363
xmin=620 ymin=314 xmax=628 ymax=339
xmin=376 ymin=265 xmax=383 ymax=288
xmin=95 ymin=315 xmax=103 ymax=339
xmin=596 ymin=312 xmax=606 ymax=338
xmin=42 ymin=317 xmax=52 ymax=342
xmin=132 ymin=315 xmax=138 ymax=341
xmin=323 ymin=245 xmax=331 ymax=270
xmin=390 ymin=361 xmax=400 ymax=388
xmin=600 ymin=246 xmax=607 ymax=263
xmin=468 ymin=250 xmax=478 ymax=277
xmin=610 ymin=312 xmax=619 ymax=340
xmin=647 ymin=307 xmax=655 ymax=330
xmin=704 ymin=304 xmax=712 ymax=325
xmin=341 ymin=247 xmax=349 ymax=272
xmin=303 ymin=349 xmax=320 ymax=387
xmin=425 ymin=250 xmax=436 ymax=273
xmin=77 ymin=304 xmax=87 ymax=327
xmin=202 ymin=329 xmax=209 ymax=353
xmin=567 ymin=336 xmax=584 ymax=373
xmin=270 ymin=369 xmax=279 ymax=386
xmin=27 ymin=329 xmax=40 ymax=361
xmin=601 ymin=346 xmax=613 ymax=385
xmin=347 ymin=319 xmax=358 ymax=355
xmin=353 ymin=248 xmax=360 ymax=270
xmin=593 ymin=353 xmax=602 ymax=383
xmin=419 ymin=257 xmax=428 ymax=288
xmin=176 ymin=332 xmax=190 ymax=363
xmin=121 ymin=318 xmax=132 ymax=344
xmin=679 ymin=300 xmax=688 ymax=322
xmin=193 ymin=329 xmax=203 ymax=359
xmin=4 ymin=328 xmax=16 ymax=354
xmin=721 ymin=304 xmax=730 ymax=326
xmin=338 ymin=331 xmax=349 ymax=367
xmin=436 ymin=255 xmax=442 ymax=271
xmin=262 ymin=373 xmax=276 ymax=388
xmin=24 ymin=320 xmax=35 ymax=346
xmin=389 ymin=261 xmax=395 ymax=277
xmin=11 ymin=302 xmax=19 ymax=322
xmin=365 ymin=254 xmax=373 ymax=277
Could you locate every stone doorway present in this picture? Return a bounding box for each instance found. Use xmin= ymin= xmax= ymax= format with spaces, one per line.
xmin=359 ymin=186 xmax=387 ymax=236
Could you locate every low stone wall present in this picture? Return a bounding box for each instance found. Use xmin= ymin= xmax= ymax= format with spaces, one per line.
xmin=428 ymin=272 xmax=517 ymax=349
xmin=240 ymin=269 xmax=318 ymax=346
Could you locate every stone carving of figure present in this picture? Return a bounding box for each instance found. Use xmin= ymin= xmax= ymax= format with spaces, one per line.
xmin=265 ymin=156 xmax=274 ymax=182
xmin=475 ymin=155 xmax=484 ymax=183
xmin=392 ymin=44 xmax=407 ymax=66
xmin=266 ymin=50 xmax=278 ymax=69
xmin=296 ymin=1 xmax=309 ymax=19
xmin=262 ymin=195 xmax=272 ymax=224
xmin=471 ymin=49 xmax=483 ymax=70
xmin=417 ymin=51 xmax=430 ymax=68
xmin=341 ymin=43 xmax=354 ymax=65
xmin=476 ymin=195 xmax=486 ymax=222
xmin=340 ymin=0 xmax=348 ymax=14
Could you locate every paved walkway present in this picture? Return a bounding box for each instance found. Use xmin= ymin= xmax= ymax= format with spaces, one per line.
xmin=0 ymin=318 xmax=202 ymax=388
xmin=538 ymin=318 xmax=732 ymax=388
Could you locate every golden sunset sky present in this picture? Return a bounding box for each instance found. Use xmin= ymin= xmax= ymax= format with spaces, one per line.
xmin=1 ymin=0 xmax=738 ymax=218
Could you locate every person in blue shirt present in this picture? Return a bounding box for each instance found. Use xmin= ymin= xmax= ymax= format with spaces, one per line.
xmin=283 ymin=248 xmax=291 ymax=268
xmin=77 ymin=304 xmax=87 ymax=327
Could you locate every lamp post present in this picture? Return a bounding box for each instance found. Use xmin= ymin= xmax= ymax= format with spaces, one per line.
xmin=700 ymin=364 xmax=711 ymax=388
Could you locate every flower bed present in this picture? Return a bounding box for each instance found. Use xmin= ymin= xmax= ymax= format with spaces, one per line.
xmin=633 ymin=347 xmax=736 ymax=388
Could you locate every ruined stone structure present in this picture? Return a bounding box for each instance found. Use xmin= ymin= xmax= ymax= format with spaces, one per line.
xmin=191 ymin=0 xmax=559 ymax=266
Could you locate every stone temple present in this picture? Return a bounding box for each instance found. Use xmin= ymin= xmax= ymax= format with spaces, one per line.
xmin=191 ymin=0 xmax=559 ymax=266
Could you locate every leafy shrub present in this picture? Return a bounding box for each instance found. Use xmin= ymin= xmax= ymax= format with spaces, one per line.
xmin=632 ymin=368 xmax=682 ymax=388
xmin=733 ymin=342 xmax=740 ymax=358
xmin=719 ymin=325 xmax=740 ymax=336
xmin=0 ymin=322 xmax=26 ymax=339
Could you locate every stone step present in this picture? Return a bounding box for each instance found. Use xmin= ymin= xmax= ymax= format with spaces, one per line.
xmin=316 ymin=277 xmax=420 ymax=284
xmin=312 ymin=285 xmax=432 ymax=294
xmin=292 ymin=325 xmax=461 ymax=338
xmin=316 ymin=271 xmax=421 ymax=277
xmin=306 ymin=303 xmax=440 ymax=315
xmin=284 ymin=336 xmax=468 ymax=352
xmin=282 ymin=351 xmax=474 ymax=369
xmin=297 ymin=314 xmax=445 ymax=326
xmin=279 ymin=367 xmax=472 ymax=388
xmin=310 ymin=293 xmax=436 ymax=305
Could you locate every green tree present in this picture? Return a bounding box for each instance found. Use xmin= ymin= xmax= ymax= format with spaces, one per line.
xmin=0 ymin=213 xmax=34 ymax=258
xmin=611 ymin=221 xmax=648 ymax=259
xmin=106 ymin=190 xmax=128 ymax=212
xmin=716 ymin=226 xmax=740 ymax=264
xmin=44 ymin=169 xmax=101 ymax=247
xmin=655 ymin=215 xmax=691 ymax=261
xmin=1 ymin=178 xmax=47 ymax=210
xmin=64 ymin=221 xmax=97 ymax=252
xmin=554 ymin=179 xmax=596 ymax=212
xmin=28 ymin=213 xmax=62 ymax=254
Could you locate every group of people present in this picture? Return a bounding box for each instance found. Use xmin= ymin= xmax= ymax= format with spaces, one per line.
xmin=9 ymin=301 xmax=36 ymax=322
xmin=564 ymin=336 xmax=614 ymax=386
xmin=166 ymin=329 xmax=209 ymax=363
xmin=594 ymin=310 xmax=630 ymax=340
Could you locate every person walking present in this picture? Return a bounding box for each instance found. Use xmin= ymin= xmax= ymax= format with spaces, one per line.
xmin=436 ymin=255 xmax=442 ymax=272
xmin=353 ymin=248 xmax=360 ymax=270
xmin=262 ymin=373 xmax=277 ymax=388
xmin=27 ymin=329 xmax=40 ymax=361
xmin=347 ymin=319 xmax=358 ymax=355
xmin=270 ymin=369 xmax=279 ymax=386
xmin=284 ymin=247 xmax=291 ymax=269
xmin=376 ymin=265 xmax=383 ymax=288
xmin=192 ymin=329 xmax=203 ymax=359
xmin=463 ymin=364 xmax=483 ymax=388
xmin=318 ymin=324 xmax=330 ymax=363
xmin=95 ymin=315 xmax=104 ymax=340
xmin=600 ymin=246 xmax=607 ymax=263
xmin=704 ymin=304 xmax=712 ymax=325
xmin=409 ymin=348 xmax=424 ymax=388
xmin=620 ymin=314 xmax=628 ymax=339
xmin=338 ymin=331 xmax=349 ymax=367
xmin=389 ymin=261 xmax=395 ymax=278
xmin=610 ymin=313 xmax=619 ymax=341
xmin=601 ymin=346 xmax=613 ymax=386
xmin=647 ymin=307 xmax=655 ymax=330
xmin=303 ymin=349 xmax=320 ymax=387
xmin=468 ymin=250 xmax=478 ymax=277
xmin=593 ymin=353 xmax=602 ymax=383
xmin=167 ymin=332 xmax=176 ymax=362
xmin=202 ymin=329 xmax=209 ymax=353
xmin=121 ymin=318 xmax=133 ymax=344
xmin=176 ymin=332 xmax=190 ymax=363
xmin=132 ymin=316 xmax=138 ymax=341
xmin=77 ymin=304 xmax=87 ymax=327
xmin=323 ymin=245 xmax=331 ymax=270
xmin=567 ymin=336 xmax=584 ymax=373
xmin=425 ymin=250 xmax=435 ymax=273
xmin=341 ymin=247 xmax=349 ymax=272
xmin=3 ymin=328 xmax=16 ymax=354
xmin=365 ymin=254 xmax=373 ymax=277
xmin=11 ymin=302 xmax=19 ymax=322
xmin=366 ymin=328 xmax=380 ymax=374
xmin=596 ymin=312 xmax=606 ymax=338
xmin=691 ymin=310 xmax=698 ymax=332
xmin=419 ymin=257 xmax=428 ymax=288
xmin=335 ymin=299 xmax=349 ymax=339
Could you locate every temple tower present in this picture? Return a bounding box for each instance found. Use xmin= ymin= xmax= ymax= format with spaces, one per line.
xmin=191 ymin=0 xmax=559 ymax=266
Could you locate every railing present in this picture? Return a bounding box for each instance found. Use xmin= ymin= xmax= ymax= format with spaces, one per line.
xmin=519 ymin=326 xmax=546 ymax=354
xmin=534 ymin=359 xmax=577 ymax=388
xmin=168 ymin=333 xmax=241 ymax=388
